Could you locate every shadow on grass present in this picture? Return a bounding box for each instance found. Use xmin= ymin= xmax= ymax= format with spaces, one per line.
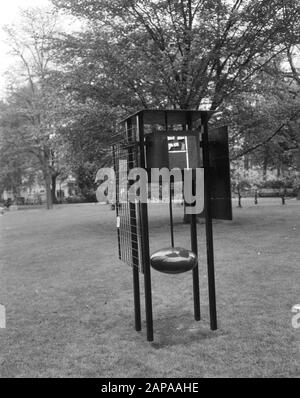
xmin=148 ymin=312 xmax=225 ymax=349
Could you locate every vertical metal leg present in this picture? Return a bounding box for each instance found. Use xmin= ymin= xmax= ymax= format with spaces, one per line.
xmin=144 ymin=264 xmax=154 ymax=341
xmin=187 ymin=115 xmax=201 ymax=322
xmin=205 ymin=214 xmax=217 ymax=330
xmin=202 ymin=114 xmax=218 ymax=331
xmin=137 ymin=113 xmax=154 ymax=342
xmin=191 ymin=213 xmax=201 ymax=321
xmin=140 ymin=203 xmax=153 ymax=341
xmin=131 ymin=202 xmax=141 ymax=331
xmin=132 ymin=265 xmax=141 ymax=331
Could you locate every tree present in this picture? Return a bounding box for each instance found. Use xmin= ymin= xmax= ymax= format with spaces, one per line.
xmin=286 ymin=44 xmax=300 ymax=198
xmin=231 ymin=162 xmax=263 ymax=207
xmin=2 ymin=7 xmax=63 ymax=209
xmin=53 ymin=0 xmax=300 ymax=112
xmin=49 ymin=0 xmax=300 ymax=211
xmin=48 ymin=91 xmax=114 ymax=199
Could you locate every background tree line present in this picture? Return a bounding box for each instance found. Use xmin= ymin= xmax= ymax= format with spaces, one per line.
xmin=1 ymin=0 xmax=300 ymax=208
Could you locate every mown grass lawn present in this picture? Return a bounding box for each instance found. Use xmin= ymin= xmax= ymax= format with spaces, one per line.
xmin=0 ymin=199 xmax=299 ymax=378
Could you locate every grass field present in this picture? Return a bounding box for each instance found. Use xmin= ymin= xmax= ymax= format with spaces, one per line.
xmin=0 ymin=199 xmax=299 ymax=378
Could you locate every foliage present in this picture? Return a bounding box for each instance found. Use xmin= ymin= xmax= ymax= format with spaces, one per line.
xmin=52 ymin=0 xmax=300 ymax=111
xmin=2 ymin=1 xmax=300 ymax=204
xmin=75 ymin=161 xmax=98 ymax=202
xmin=1 ymin=8 xmax=65 ymax=208
xmin=259 ymin=174 xmax=300 ymax=190
xmin=48 ymin=0 xmax=300 ymax=197
xmin=231 ymin=161 xmax=264 ymax=206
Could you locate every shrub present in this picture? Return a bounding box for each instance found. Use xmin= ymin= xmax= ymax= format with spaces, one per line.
xmin=66 ymin=196 xmax=86 ymax=204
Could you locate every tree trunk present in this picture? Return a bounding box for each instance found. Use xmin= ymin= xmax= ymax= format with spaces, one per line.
xmin=254 ymin=190 xmax=258 ymax=205
xmin=238 ymin=193 xmax=242 ymax=208
xmin=281 ymin=191 xmax=286 ymax=205
xmin=42 ymin=147 xmax=53 ymax=210
xmin=244 ymin=155 xmax=249 ymax=170
xmin=51 ymin=174 xmax=58 ymax=205
xmin=45 ymin=172 xmax=53 ymax=209
xmin=263 ymin=146 xmax=268 ymax=179
xmin=42 ymin=163 xmax=53 ymax=210
xmin=277 ymin=164 xmax=281 ymax=178
xmin=263 ymin=159 xmax=268 ymax=179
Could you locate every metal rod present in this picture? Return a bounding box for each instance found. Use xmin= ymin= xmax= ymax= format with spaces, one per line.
xmin=138 ymin=112 xmax=154 ymax=341
xmin=165 ymin=111 xmax=175 ymax=248
xmin=191 ymin=211 xmax=201 ymax=321
xmin=132 ymin=247 xmax=141 ymax=331
xmin=169 ymin=186 xmax=174 ymax=248
xmin=201 ymin=113 xmax=218 ymax=331
xmin=187 ymin=113 xmax=201 ymax=321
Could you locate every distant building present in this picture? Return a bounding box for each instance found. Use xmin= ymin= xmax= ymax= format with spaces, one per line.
xmin=55 ymin=175 xmax=78 ymax=203
xmin=1 ymin=175 xmax=78 ymax=204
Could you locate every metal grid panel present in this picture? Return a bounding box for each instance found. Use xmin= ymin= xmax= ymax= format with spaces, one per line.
xmin=112 ymin=131 xmax=142 ymax=270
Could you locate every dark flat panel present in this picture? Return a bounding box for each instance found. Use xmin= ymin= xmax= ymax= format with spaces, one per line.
xmin=187 ymin=135 xmax=199 ymax=169
xmin=168 ymin=152 xmax=187 ymax=170
xmin=145 ymin=134 xmax=169 ymax=169
xmin=140 ymin=110 xmax=206 ymax=126
xmin=200 ymin=126 xmax=232 ymax=220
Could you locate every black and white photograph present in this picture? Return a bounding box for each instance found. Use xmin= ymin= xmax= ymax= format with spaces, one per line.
xmin=0 ymin=0 xmax=300 ymax=382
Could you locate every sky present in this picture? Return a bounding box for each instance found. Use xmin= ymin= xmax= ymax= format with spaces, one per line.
xmin=0 ymin=0 xmax=51 ymax=96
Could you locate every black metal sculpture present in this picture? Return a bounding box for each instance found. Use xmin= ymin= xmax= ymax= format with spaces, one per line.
xmin=112 ymin=109 xmax=232 ymax=342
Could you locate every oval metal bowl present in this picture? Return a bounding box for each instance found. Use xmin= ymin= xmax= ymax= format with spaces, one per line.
xmin=150 ymin=247 xmax=197 ymax=274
